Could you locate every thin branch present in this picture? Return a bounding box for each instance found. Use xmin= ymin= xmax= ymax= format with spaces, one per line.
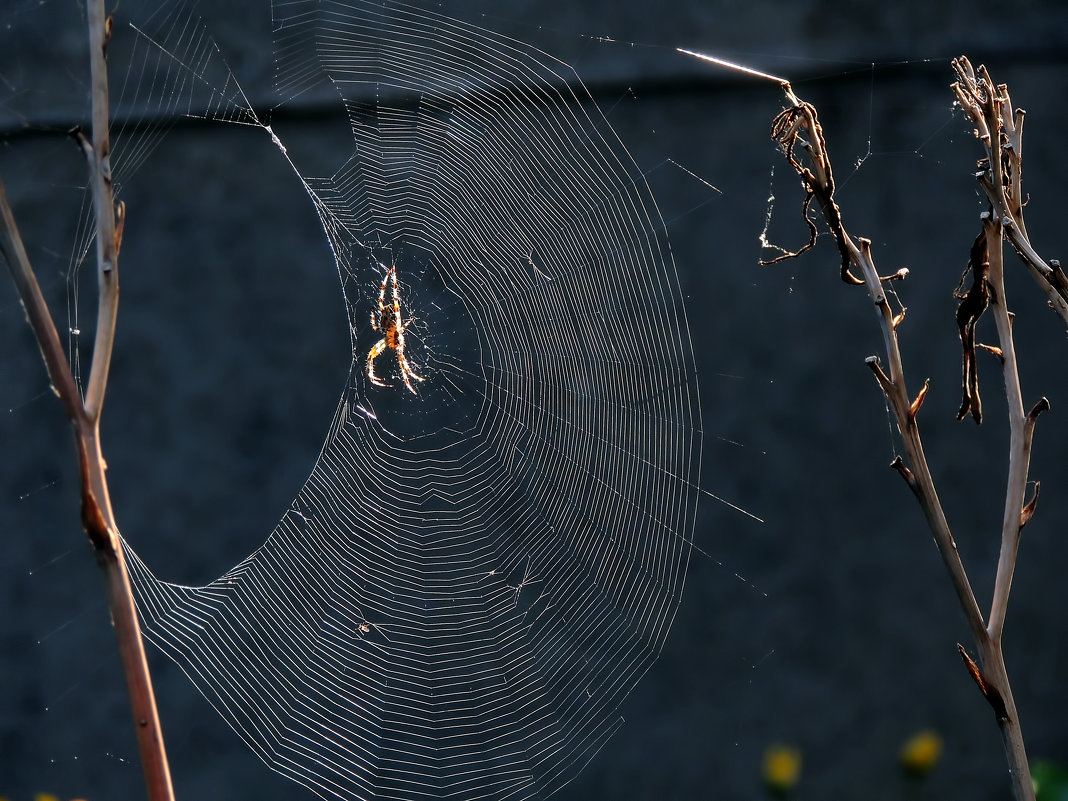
xmin=761 ymin=68 xmax=1038 ymax=800
xmin=78 ymin=426 xmax=174 ymax=801
xmin=82 ymin=1 xmax=120 ymax=422
xmin=81 ymin=2 xmax=174 ymax=797
xmin=982 ymin=211 xmax=1028 ymax=643
xmin=0 ymin=2 xmax=175 ymax=799
xmin=0 ymin=177 xmax=85 ymax=423
xmin=765 ymin=86 xmax=987 ymax=645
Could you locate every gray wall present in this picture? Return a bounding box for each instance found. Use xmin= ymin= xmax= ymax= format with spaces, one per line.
xmin=2 ymin=1 xmax=1067 ymax=799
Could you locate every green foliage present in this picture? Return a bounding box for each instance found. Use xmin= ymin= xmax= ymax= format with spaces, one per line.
xmin=1034 ymin=760 xmax=1068 ymax=801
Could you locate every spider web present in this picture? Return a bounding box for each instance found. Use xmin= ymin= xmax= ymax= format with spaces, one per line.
xmin=109 ymin=1 xmax=702 ymax=798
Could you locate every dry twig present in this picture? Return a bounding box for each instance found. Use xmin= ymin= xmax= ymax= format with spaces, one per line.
xmin=0 ymin=3 xmax=174 ymax=799
xmin=759 ymin=63 xmax=1044 ymax=801
xmin=952 ymin=57 xmax=1068 ymax=327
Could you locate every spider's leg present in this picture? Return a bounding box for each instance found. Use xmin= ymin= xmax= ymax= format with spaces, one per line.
xmin=367 ymin=339 xmax=390 ymax=387
xmin=398 ymin=358 xmax=423 ymax=394
xmin=374 ymin=269 xmax=391 ymax=326
xmin=386 ymin=265 xmax=398 ymax=308
xmin=396 ymin=336 xmax=424 ymax=394
xmin=398 ymin=348 xmax=423 ymax=382
xmin=390 ymin=266 xmax=404 ymax=315
xmin=379 ymin=268 xmax=391 ymax=304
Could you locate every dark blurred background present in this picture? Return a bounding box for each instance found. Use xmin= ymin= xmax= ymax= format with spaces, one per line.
xmin=2 ymin=1 xmax=1067 ymax=799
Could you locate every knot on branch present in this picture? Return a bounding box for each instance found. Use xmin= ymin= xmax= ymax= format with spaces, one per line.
xmin=80 ymin=471 xmax=115 ymax=555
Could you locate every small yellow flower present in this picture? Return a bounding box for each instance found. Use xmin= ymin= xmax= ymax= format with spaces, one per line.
xmin=763 ymin=743 xmax=802 ymax=793
xmin=900 ymin=730 xmax=943 ymax=776
xmin=35 ymin=794 xmax=61 ymax=801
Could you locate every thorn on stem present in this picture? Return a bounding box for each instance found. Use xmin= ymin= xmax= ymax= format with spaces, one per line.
xmin=1027 ymin=396 xmax=1051 ymax=421
xmin=909 ymin=379 xmax=930 ymax=419
xmin=958 ymin=643 xmax=986 ymax=694
xmin=114 ymin=200 xmax=125 ymax=257
xmin=977 ymin=342 xmax=1004 ymax=364
xmin=866 ymin=355 xmax=893 ymax=396
xmin=957 ymin=644 xmax=1009 ymax=722
xmin=71 ymin=127 xmax=98 ymax=176
xmin=71 ymin=126 xmax=92 ymax=155
xmin=1019 ymin=481 xmax=1040 ymax=530
xmin=890 ymin=456 xmax=919 ymax=498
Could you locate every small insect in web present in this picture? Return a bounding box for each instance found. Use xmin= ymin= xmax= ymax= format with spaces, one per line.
xmin=367 ymin=264 xmax=424 ymax=394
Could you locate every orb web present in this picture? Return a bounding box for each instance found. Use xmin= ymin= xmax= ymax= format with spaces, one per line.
xmin=118 ymin=1 xmax=702 ymax=798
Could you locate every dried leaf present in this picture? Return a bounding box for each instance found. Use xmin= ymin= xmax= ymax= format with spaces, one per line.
xmin=955 ymin=231 xmax=990 ymax=423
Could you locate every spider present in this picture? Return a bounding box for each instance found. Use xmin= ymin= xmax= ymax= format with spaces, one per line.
xmin=366 ymin=265 xmax=424 ymax=394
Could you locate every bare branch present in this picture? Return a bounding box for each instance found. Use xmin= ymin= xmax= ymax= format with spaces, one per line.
xmin=765 ymin=83 xmax=987 ymax=645
xmin=981 ymin=209 xmax=1030 ymax=646
xmin=762 ymin=65 xmax=1041 ymax=801
xmin=81 ymin=2 xmax=120 ymax=422
xmin=0 ymin=178 xmax=85 ymax=424
xmin=1 ymin=3 xmax=176 ymax=799
xmin=79 ymin=2 xmax=175 ymax=798
xmin=952 ymin=56 xmax=1068 ymax=327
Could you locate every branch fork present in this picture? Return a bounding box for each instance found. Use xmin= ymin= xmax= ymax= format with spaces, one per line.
xmin=0 ymin=4 xmax=174 ymax=800
xmin=762 ymin=60 xmax=1049 ymax=801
